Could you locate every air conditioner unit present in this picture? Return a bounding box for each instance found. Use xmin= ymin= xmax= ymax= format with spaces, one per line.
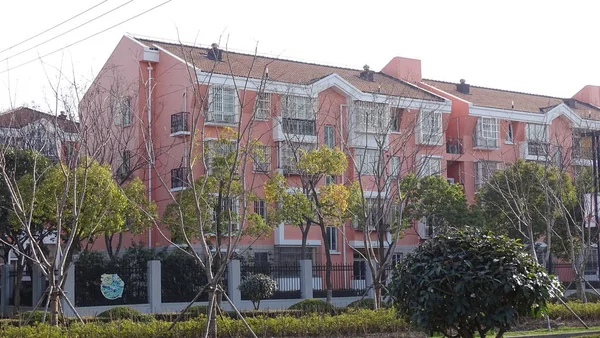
xmin=446 ymin=178 xmax=455 ymax=184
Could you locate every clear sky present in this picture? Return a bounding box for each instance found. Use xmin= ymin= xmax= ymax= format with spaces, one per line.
xmin=1 ymin=0 xmax=599 ymax=112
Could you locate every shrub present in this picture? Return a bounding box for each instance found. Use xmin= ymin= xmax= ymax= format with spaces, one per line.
xmin=546 ymin=302 xmax=600 ymax=320
xmin=390 ymin=227 xmax=561 ymax=338
xmin=566 ymin=292 xmax=600 ymax=303
xmin=238 ymin=273 xmax=277 ymax=310
xmin=347 ymin=298 xmax=375 ymax=309
xmin=14 ymin=311 xmax=48 ymax=324
xmin=289 ymin=299 xmax=335 ymax=313
xmin=96 ymin=306 xmax=151 ymax=322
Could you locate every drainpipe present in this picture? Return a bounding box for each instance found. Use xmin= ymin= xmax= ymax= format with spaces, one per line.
xmin=147 ymin=63 xmax=153 ymax=249
xmin=340 ymin=103 xmax=348 ymax=287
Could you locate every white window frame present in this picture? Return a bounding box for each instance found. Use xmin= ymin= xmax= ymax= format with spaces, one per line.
xmin=418 ymin=110 xmax=442 ymax=145
xmin=281 ymin=95 xmax=313 ymax=120
xmin=207 ymin=86 xmax=239 ymax=124
xmin=204 ymin=140 xmax=237 ymax=173
xmin=254 ymin=199 xmax=267 ymax=221
xmin=526 ymin=123 xmax=548 ymax=143
xmin=474 ymin=160 xmax=499 ymax=191
xmin=326 ymin=226 xmax=338 ymax=252
xmin=255 ymin=92 xmax=271 ymax=120
xmin=252 ymin=145 xmax=271 ymax=172
xmin=211 ymin=196 xmax=240 ymax=231
xmin=324 ymin=125 xmax=335 ymax=148
xmin=279 ymin=142 xmax=313 ymax=173
xmin=355 ymin=148 xmax=381 ymax=176
xmin=417 ymin=155 xmax=441 ymax=178
xmin=389 ymin=156 xmax=400 ymax=177
xmin=474 ymin=117 xmax=498 ymax=148
xmin=353 ymin=101 xmax=389 ymax=133
xmin=114 ymin=96 xmax=131 ymax=126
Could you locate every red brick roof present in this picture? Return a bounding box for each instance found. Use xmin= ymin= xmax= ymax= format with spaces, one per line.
xmin=135 ymin=38 xmax=444 ymax=102
xmin=423 ymin=79 xmax=600 ymax=121
xmin=0 ymin=107 xmax=79 ymax=133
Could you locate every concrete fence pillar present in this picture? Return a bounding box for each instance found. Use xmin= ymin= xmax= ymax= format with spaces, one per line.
xmin=299 ymin=260 xmax=313 ymax=299
xmin=147 ymin=260 xmax=162 ymax=313
xmin=227 ymin=259 xmax=241 ymax=306
xmin=1 ymin=264 xmax=13 ymax=317
xmin=32 ymin=265 xmax=44 ymax=307
xmin=62 ymin=265 xmax=75 ymax=317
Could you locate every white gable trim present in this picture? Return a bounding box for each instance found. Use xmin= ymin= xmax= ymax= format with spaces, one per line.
xmin=470 ymin=103 xmax=600 ymax=130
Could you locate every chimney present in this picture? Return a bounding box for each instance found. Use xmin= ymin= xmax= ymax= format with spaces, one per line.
xmin=207 ymin=42 xmax=222 ymax=61
xmin=359 ymin=64 xmax=375 ymax=82
xmin=58 ymin=111 xmax=67 ymax=119
xmin=456 ymin=79 xmax=470 ymax=94
xmin=380 ymin=57 xmax=422 ymax=83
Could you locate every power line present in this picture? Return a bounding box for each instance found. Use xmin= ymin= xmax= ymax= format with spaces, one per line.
xmin=0 ymin=0 xmax=108 ymax=55
xmin=0 ymin=0 xmax=134 ymax=64
xmin=0 ymin=0 xmax=173 ymax=76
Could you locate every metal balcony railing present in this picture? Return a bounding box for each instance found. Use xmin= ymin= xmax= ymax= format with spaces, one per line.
xmin=282 ymin=118 xmax=316 ymax=136
xmin=170 ymin=112 xmax=190 ymax=135
xmin=446 ymin=138 xmax=463 ymax=154
xmin=171 ymin=167 xmax=189 ymax=189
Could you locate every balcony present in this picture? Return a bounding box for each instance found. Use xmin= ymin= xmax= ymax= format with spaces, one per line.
xmin=171 ymin=112 xmax=190 ymax=136
xmin=572 ymin=145 xmax=594 ymax=166
xmin=205 ymin=111 xmax=237 ymax=125
xmin=282 ymin=118 xmax=316 ymax=136
xmin=171 ymin=167 xmax=189 ymax=191
xmin=446 ymin=138 xmax=463 ymax=155
xmin=520 ymin=141 xmax=549 ymax=161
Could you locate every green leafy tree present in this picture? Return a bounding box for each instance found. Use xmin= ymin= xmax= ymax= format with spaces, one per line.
xmin=264 ymin=145 xmax=356 ymax=303
xmin=13 ymin=158 xmax=153 ymax=324
xmin=238 ymin=273 xmax=277 ymax=310
xmin=0 ymin=148 xmax=52 ymax=313
xmin=477 ymin=159 xmax=576 ymax=261
xmin=390 ymin=227 xmax=561 ymax=338
xmin=403 ymin=174 xmax=472 ymax=236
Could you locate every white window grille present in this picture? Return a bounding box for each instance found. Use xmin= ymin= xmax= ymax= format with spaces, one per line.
xmin=526 ymin=123 xmax=549 ymax=156
xmin=324 ymin=125 xmax=335 ymax=148
xmin=418 ymin=110 xmax=442 ymax=145
xmin=355 ymin=148 xmax=381 ymax=176
xmin=212 ymin=197 xmax=240 ymax=231
xmin=207 ymin=86 xmax=238 ymax=123
xmin=204 ymin=140 xmax=237 ymax=172
xmin=417 ymin=155 xmax=441 ymax=178
xmin=254 ymin=199 xmax=267 ymax=221
xmin=474 ymin=160 xmax=499 ymax=191
xmin=280 ymin=142 xmax=313 ymax=173
xmin=281 ymin=95 xmax=313 ymax=120
xmin=353 ymin=101 xmax=389 ymax=133
xmin=474 ymin=117 xmax=498 ymax=148
xmin=255 ymin=92 xmax=271 ymax=120
xmin=389 ymin=156 xmax=400 ymax=177
xmin=252 ymin=145 xmax=271 ymax=172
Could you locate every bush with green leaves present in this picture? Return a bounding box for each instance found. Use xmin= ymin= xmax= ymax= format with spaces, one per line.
xmin=238 ymin=273 xmax=277 ymax=310
xmin=288 ymin=299 xmax=335 ymax=313
xmin=347 ymin=298 xmax=375 ymax=309
xmin=390 ymin=227 xmax=561 ymax=338
xmin=96 ymin=306 xmax=151 ymax=322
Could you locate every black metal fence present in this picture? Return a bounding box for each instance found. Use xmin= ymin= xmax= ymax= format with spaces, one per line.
xmin=241 ymin=263 xmax=301 ymax=299
xmin=312 ymin=264 xmax=367 ymax=298
xmin=75 ymin=262 xmax=147 ymax=307
xmin=9 ymin=269 xmax=33 ymax=306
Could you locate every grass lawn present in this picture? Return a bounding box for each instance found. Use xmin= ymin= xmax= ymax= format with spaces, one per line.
xmin=505 ymin=326 xmax=600 ymax=337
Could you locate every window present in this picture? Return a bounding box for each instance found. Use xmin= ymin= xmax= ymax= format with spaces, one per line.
xmin=324 ymin=125 xmax=335 ymax=148
xmin=204 ymin=140 xmax=237 ymax=172
xmin=280 ymin=142 xmax=313 ymax=173
xmin=417 ymin=155 xmax=441 ymax=177
xmin=325 ymin=175 xmax=336 ymax=185
xmin=114 ymin=97 xmax=131 ymax=126
xmin=354 ymin=101 xmax=389 ymax=133
xmin=212 ymin=197 xmax=239 ymax=230
xmin=505 ymin=122 xmax=514 ymax=143
xmin=389 ymin=156 xmax=400 ymax=177
xmin=474 ymin=117 xmax=498 ymax=148
xmin=474 ymin=161 xmax=499 ymax=191
xmin=254 ymin=199 xmax=267 ymax=221
xmin=117 ymin=150 xmax=131 ymax=179
xmin=392 ymin=253 xmax=403 ymax=266
xmin=391 ymin=108 xmax=404 ymax=132
xmin=171 ymin=167 xmax=189 ymax=190
xmin=281 ymin=95 xmax=313 ymax=120
xmin=355 ymin=148 xmax=381 ymax=176
xmin=526 ymin=123 xmax=548 ymax=142
xmin=418 ymin=110 xmax=442 ymax=145
xmin=252 ymin=145 xmax=271 ymax=172
xmin=573 ymin=131 xmax=592 ymax=160
xmin=326 ymin=226 xmax=338 ymax=252
xmin=255 ymin=92 xmax=271 ymax=120
xmin=208 ymin=86 xmax=238 ymax=123
xmin=357 ymin=198 xmax=393 ymax=230
xmin=63 ymin=142 xmax=77 ymax=165
xmin=353 ymin=254 xmax=367 ymax=280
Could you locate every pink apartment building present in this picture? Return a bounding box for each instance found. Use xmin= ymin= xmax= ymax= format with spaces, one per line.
xmin=82 ymin=34 xmax=600 ymax=269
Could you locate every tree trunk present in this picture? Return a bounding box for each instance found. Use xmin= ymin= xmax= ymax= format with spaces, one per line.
xmin=207 ymin=288 xmax=218 ymax=338
xmin=300 ymin=222 xmax=310 ymax=260
xmin=13 ymin=260 xmax=24 ymax=314
xmin=373 ymin=283 xmax=383 ymax=310
xmin=49 ymin=290 xmax=61 ymax=325
xmin=319 ymin=224 xmax=333 ymax=304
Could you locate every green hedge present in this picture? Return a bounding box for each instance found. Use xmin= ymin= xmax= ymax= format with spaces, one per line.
xmin=0 ymin=309 xmax=405 ymax=337
xmin=546 ymin=302 xmax=600 ymax=320
xmin=288 ymin=299 xmax=336 ymax=313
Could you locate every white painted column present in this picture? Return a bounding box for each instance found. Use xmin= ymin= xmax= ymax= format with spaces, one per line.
xmin=227 ymin=260 xmax=241 ymax=305
xmin=147 ymin=260 xmax=162 ymax=313
xmin=299 ymin=260 xmax=313 ymax=299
